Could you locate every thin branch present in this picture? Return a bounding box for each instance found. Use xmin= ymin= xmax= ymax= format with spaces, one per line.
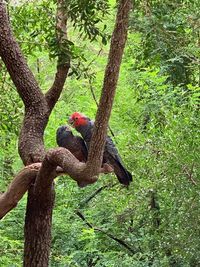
xmin=88 ymin=77 xmax=99 ymax=107
xmin=45 ymin=63 xmax=70 ymax=111
xmin=182 ymin=163 xmax=197 ymax=186
xmin=45 ymin=0 xmax=70 ymax=111
xmin=87 ymin=76 xmax=116 ymax=138
xmin=75 ymin=209 xmax=135 ymax=254
xmin=79 ymin=183 xmax=118 ymax=208
xmin=85 ymin=50 xmax=116 ymax=138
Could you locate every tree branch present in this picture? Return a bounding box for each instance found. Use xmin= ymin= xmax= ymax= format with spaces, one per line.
xmin=75 ymin=209 xmax=135 ymax=254
xmin=0 ymin=163 xmax=41 ymax=219
xmin=0 ymin=1 xmax=133 ymax=264
xmin=78 ymin=183 xmax=118 ymax=208
xmin=0 ymin=2 xmax=44 ymax=108
xmin=86 ymin=0 xmax=132 ymax=175
xmin=0 ymin=2 xmax=50 ymax=164
xmin=45 ymin=0 xmax=70 ymax=111
xmin=0 ymin=147 xmax=102 ymax=220
xmin=45 ymin=64 xmax=70 ymax=110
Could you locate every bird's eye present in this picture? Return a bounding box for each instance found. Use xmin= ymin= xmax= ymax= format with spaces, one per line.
xmin=75 ymin=117 xmax=78 ymax=121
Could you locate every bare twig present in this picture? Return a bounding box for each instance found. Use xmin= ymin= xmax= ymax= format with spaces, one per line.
xmin=79 ymin=182 xmax=118 ymax=208
xmin=75 ymin=209 xmax=135 ymax=254
xmin=182 ymin=163 xmax=197 ymax=186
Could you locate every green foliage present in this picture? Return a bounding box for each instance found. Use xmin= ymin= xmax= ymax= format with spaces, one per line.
xmin=44 ymin=40 xmax=199 ymax=265
xmin=0 ymin=196 xmax=26 ymax=266
xmin=9 ymin=0 xmax=110 ymax=72
xmin=0 ymin=0 xmax=200 ymax=266
xmin=67 ymin=0 xmax=110 ymax=42
xmin=129 ymin=0 xmax=200 ymax=87
xmin=10 ymin=0 xmax=56 ymax=55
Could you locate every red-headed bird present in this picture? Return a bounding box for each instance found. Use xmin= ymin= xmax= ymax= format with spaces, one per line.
xmin=68 ymin=112 xmax=132 ymax=186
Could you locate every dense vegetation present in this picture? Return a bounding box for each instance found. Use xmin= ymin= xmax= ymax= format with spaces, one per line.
xmin=0 ymin=0 xmax=199 ymax=266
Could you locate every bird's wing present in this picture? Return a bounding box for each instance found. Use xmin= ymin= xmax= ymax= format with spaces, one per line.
xmin=104 ymin=136 xmax=132 ymax=186
xmin=81 ymin=120 xmax=94 ymax=147
xmin=56 ymin=126 xmax=73 ymax=148
xmin=75 ymin=136 xmax=88 ymax=162
xmin=105 ymin=136 xmax=123 ymax=162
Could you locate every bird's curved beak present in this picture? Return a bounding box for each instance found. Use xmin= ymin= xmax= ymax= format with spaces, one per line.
xmin=68 ymin=116 xmax=74 ymax=127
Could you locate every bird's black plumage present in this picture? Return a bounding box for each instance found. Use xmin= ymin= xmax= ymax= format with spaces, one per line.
xmin=56 ymin=125 xmax=91 ymax=187
xmin=56 ymin=125 xmax=88 ymax=162
xmin=104 ymin=136 xmax=132 ymax=185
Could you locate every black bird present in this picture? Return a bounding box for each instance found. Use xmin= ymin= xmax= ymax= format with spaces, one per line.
xmin=56 ymin=125 xmax=90 ymax=187
xmin=56 ymin=125 xmax=88 ymax=162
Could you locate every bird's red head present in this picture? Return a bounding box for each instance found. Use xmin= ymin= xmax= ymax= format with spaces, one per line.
xmin=68 ymin=112 xmax=88 ymax=128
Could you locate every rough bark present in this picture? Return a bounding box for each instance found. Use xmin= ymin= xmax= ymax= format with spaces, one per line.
xmin=86 ymin=0 xmax=132 ymax=176
xmin=24 ymin=186 xmax=54 ymax=267
xmin=45 ymin=64 xmax=70 ymax=111
xmin=0 ymin=3 xmax=44 ymax=106
xmin=0 ymin=163 xmax=41 ymax=219
xmin=0 ymin=2 xmax=49 ymax=164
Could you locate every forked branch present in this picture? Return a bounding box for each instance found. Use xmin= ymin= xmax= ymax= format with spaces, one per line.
xmin=0 ymin=0 xmax=132 ymax=226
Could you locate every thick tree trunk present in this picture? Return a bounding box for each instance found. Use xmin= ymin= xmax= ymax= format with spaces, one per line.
xmin=23 ymin=160 xmax=56 ymax=267
xmin=24 ymin=187 xmax=55 ymax=267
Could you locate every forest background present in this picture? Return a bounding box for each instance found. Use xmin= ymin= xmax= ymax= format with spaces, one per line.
xmin=0 ymin=0 xmax=200 ymax=266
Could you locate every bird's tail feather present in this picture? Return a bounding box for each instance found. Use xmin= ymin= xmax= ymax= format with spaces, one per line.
xmin=108 ymin=154 xmax=132 ymax=186
xmin=115 ymin=162 xmax=132 ymax=186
